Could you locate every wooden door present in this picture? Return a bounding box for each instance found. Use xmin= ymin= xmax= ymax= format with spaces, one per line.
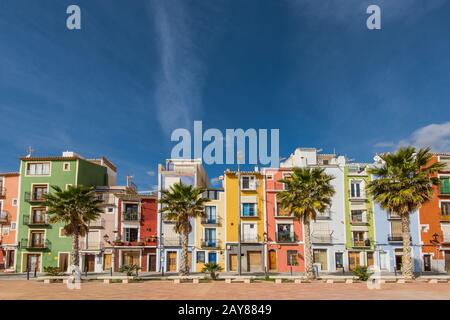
xmin=26 ymin=254 xmax=40 ymax=272
xmin=348 ymin=252 xmax=360 ymax=271
xmin=167 ymin=252 xmax=177 ymax=272
xmin=85 ymin=255 xmax=95 ymax=272
xmin=366 ymin=252 xmax=374 ymax=267
xmin=247 ymin=251 xmax=262 ymax=272
xmin=59 ymin=253 xmax=69 ymax=272
xmin=269 ymin=250 xmax=277 ymax=271
xmin=395 ymin=255 xmax=403 ymax=271
xmin=229 ymin=254 xmax=237 ymax=271
xmin=103 ymin=254 xmax=112 ymax=271
xmin=445 ymin=252 xmax=450 ymax=272
xmin=148 ymin=254 xmax=156 ymax=272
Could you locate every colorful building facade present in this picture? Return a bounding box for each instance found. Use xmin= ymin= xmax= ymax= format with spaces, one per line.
xmin=194 ymin=188 xmax=225 ymax=272
xmin=263 ymin=167 xmax=305 ymax=273
xmin=15 ymin=152 xmax=116 ymax=273
xmin=157 ymin=159 xmax=209 ymax=273
xmin=419 ymin=153 xmax=450 ymax=273
xmin=224 ymin=170 xmax=265 ymax=273
xmin=344 ymin=163 xmax=376 ymax=271
xmin=0 ymin=172 xmax=20 ymax=271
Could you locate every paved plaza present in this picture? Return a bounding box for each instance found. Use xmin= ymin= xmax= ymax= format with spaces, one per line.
xmin=1 ymin=280 xmax=450 ymax=300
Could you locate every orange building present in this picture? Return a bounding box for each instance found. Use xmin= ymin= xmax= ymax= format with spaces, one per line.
xmin=419 ymin=154 xmax=450 ymax=273
xmin=0 ymin=172 xmax=20 ymax=272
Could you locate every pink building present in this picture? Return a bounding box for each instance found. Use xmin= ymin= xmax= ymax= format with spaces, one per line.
xmin=264 ymin=168 xmax=305 ymax=273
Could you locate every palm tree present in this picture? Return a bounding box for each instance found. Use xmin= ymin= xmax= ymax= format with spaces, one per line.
xmin=44 ymin=185 xmax=102 ymax=271
xmin=159 ymin=182 xmax=209 ymax=276
xmin=278 ymin=167 xmax=335 ymax=280
xmin=367 ymin=147 xmax=444 ymax=279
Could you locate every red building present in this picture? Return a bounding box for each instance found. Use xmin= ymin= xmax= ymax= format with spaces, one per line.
xmin=113 ymin=194 xmax=158 ymax=272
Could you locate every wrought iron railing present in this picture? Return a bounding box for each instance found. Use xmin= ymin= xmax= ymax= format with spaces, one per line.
xmin=22 ymin=214 xmax=49 ymax=226
xmin=24 ymin=191 xmax=48 ymax=202
xmin=276 ymin=232 xmax=296 ymax=243
xmin=20 ymin=238 xmax=51 ymax=250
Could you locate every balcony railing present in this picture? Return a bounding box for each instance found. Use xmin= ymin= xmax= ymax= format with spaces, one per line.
xmin=201 ymin=239 xmax=221 ymax=248
xmin=241 ymin=209 xmax=259 ymax=218
xmin=79 ymin=240 xmax=104 ymax=250
xmin=162 ymin=237 xmax=183 ymax=246
xmin=241 ymin=234 xmax=260 ymax=243
xmin=352 ymin=239 xmax=371 ymax=247
xmin=24 ymin=191 xmax=48 ymax=202
xmin=274 ymin=210 xmax=294 ymax=218
xmin=388 ymin=234 xmax=403 ymax=242
xmin=201 ymin=216 xmax=221 ymax=225
xmin=22 ymin=214 xmax=50 ymax=226
xmin=276 ymin=232 xmax=296 ymax=243
xmin=350 ymin=216 xmax=368 ymax=225
xmin=440 ymin=214 xmax=450 ymax=221
xmin=443 ymin=236 xmax=450 ymax=244
xmin=20 ymin=238 xmax=51 ymax=250
xmin=0 ymin=211 xmax=9 ymax=224
xmin=0 ymin=187 xmax=5 ymax=198
xmin=122 ymin=211 xmax=140 ymax=221
xmin=316 ymin=212 xmax=331 ymax=220
xmin=349 ymin=194 xmax=367 ymax=201
xmin=388 ymin=212 xmax=401 ymax=220
xmin=312 ymin=234 xmax=333 ymax=244
xmin=88 ymin=218 xmax=105 ymax=228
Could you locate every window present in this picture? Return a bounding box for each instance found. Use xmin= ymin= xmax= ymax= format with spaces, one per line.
xmin=442 ymin=202 xmax=450 ymax=216
xmin=241 ymin=176 xmax=256 ymax=190
xmin=441 ymin=178 xmax=450 ymax=195
xmin=197 ymin=251 xmax=205 ymax=263
xmin=281 ymin=174 xmax=292 ymax=190
xmin=350 ymin=181 xmax=362 ymax=198
xmin=205 ymin=206 xmax=217 ymax=223
xmin=242 ymin=203 xmax=256 ymax=217
xmin=277 ymin=224 xmax=293 ymax=242
xmin=323 ymin=159 xmax=329 ymax=165
xmin=335 ymin=252 xmax=344 ymax=269
xmin=30 ymin=231 xmax=45 ymax=247
xmin=440 ymin=156 xmax=450 ymax=170
xmin=350 ymin=210 xmax=364 ymax=223
xmin=31 ymin=208 xmax=46 ymax=224
xmin=107 ymin=207 xmax=114 ymax=214
xmin=204 ymin=190 xmax=220 ymax=200
xmin=59 ymin=228 xmax=68 ymax=237
xmin=10 ymin=222 xmax=16 ymax=230
xmin=124 ymin=228 xmax=138 ymax=242
xmin=31 ymin=185 xmax=48 ymax=200
xmin=1 ymin=226 xmax=9 ymax=235
xmin=352 ymin=231 xmax=367 ymax=246
xmin=313 ymin=249 xmax=328 ymax=271
xmin=63 ymin=162 xmax=71 ymax=171
xmin=390 ymin=220 xmax=402 ymax=236
xmin=26 ymin=163 xmax=50 ymax=175
xmin=266 ymin=175 xmax=273 ymax=180
xmin=12 ymin=199 xmax=17 ymax=206
xmin=287 ymin=250 xmax=298 ymax=266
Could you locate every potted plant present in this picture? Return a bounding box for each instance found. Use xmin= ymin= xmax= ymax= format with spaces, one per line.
xmin=201 ymin=262 xmax=223 ymax=280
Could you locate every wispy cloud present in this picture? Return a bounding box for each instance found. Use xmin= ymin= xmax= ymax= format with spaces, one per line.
xmin=210 ymin=176 xmax=221 ymax=186
xmin=150 ymin=1 xmax=206 ymax=135
xmin=374 ymin=122 xmax=450 ymax=152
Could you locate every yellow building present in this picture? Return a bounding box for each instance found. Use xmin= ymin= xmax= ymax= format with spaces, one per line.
xmin=224 ymin=170 xmax=265 ymax=273
xmin=194 ymin=188 xmax=226 ymax=272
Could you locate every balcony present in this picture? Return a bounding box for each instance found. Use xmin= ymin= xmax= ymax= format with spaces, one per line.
xmin=162 ymin=237 xmax=182 ymax=246
xmin=388 ymin=212 xmax=401 ymax=220
xmin=350 ymin=215 xmax=368 ymax=225
xmin=440 ymin=214 xmax=450 ymax=221
xmin=201 ymin=216 xmax=221 ymax=225
xmin=276 ymin=232 xmax=296 ymax=243
xmin=442 ymin=236 xmax=450 ymax=244
xmin=97 ymin=193 xmax=116 ymax=206
xmin=22 ymin=214 xmax=50 ymax=227
xmin=388 ymin=234 xmax=403 ymax=242
xmin=312 ymin=234 xmax=333 ymax=244
xmin=122 ymin=211 xmax=140 ymax=222
xmin=0 ymin=187 xmax=5 ymax=198
xmin=316 ymin=212 xmax=331 ymax=220
xmin=0 ymin=211 xmax=9 ymax=224
xmin=241 ymin=234 xmax=260 ymax=243
xmin=24 ymin=191 xmax=48 ymax=203
xmin=353 ymin=239 xmax=371 ymax=248
xmin=241 ymin=210 xmax=259 ymax=218
xmin=201 ymin=239 xmax=221 ymax=249
xmin=88 ymin=218 xmax=105 ymax=229
xmin=20 ymin=238 xmax=51 ymax=250
xmin=79 ymin=240 xmax=104 ymax=251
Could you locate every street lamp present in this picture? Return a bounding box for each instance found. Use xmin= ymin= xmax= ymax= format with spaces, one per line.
xmin=263 ymin=232 xmax=268 ymax=277
xmin=237 ymin=150 xmax=243 ymax=276
xmin=159 ymin=233 xmax=165 ymax=277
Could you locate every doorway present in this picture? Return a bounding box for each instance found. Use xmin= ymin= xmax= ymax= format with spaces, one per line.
xmin=247 ymin=251 xmax=262 ymax=272
xmin=229 ymin=254 xmax=237 ymax=271
xmin=103 ymin=254 xmax=112 ymax=271
xmin=348 ymin=252 xmax=360 ymax=271
xmin=445 ymin=252 xmax=450 ymax=273
xmin=268 ymin=250 xmax=277 ymax=271
xmin=26 ymin=254 xmax=41 ymax=272
xmin=208 ymin=252 xmax=217 ymax=264
xmin=367 ymin=252 xmax=374 ymax=268
xmin=395 ymin=254 xmax=403 ymax=272
xmin=58 ymin=253 xmax=69 ymax=272
xmin=423 ymin=254 xmax=431 ymax=272
xmin=166 ymin=252 xmax=177 ymax=272
xmin=148 ymin=254 xmax=156 ymax=272
xmin=84 ymin=255 xmax=95 ymax=272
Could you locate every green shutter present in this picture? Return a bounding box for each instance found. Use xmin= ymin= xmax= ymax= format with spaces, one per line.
xmin=441 ymin=178 xmax=450 ymax=195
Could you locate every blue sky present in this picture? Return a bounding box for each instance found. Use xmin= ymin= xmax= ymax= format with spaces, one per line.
xmin=1 ymin=0 xmax=450 ymax=190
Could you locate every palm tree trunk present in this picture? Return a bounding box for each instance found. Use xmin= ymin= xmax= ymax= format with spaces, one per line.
xmin=401 ymin=213 xmax=414 ymax=279
xmin=303 ymin=219 xmax=315 ymax=280
xmin=72 ymin=232 xmax=80 ymax=268
xmin=180 ymin=231 xmax=189 ymax=276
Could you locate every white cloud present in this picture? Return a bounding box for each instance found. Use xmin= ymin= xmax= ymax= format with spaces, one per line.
xmin=210 ymin=177 xmax=221 ymax=186
xmin=150 ymin=2 xmax=206 ymax=135
xmin=146 ymin=170 xmax=156 ymax=177
xmin=375 ymin=122 xmax=450 ymax=152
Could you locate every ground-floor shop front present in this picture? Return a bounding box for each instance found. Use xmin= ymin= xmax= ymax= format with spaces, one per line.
xmin=113 ymin=247 xmax=157 ymax=272
xmin=225 ymin=243 xmax=264 ymax=273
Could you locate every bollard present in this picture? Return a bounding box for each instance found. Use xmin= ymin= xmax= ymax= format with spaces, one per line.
xmin=110 ymin=267 xmax=113 ymax=277
xmin=27 ymin=268 xmax=30 ymax=280
xmin=34 ymin=268 xmax=37 ymax=278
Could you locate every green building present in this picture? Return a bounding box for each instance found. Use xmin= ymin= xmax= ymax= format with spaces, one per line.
xmin=15 ymin=151 xmax=116 ymax=273
xmin=344 ymin=163 xmax=375 ymax=271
